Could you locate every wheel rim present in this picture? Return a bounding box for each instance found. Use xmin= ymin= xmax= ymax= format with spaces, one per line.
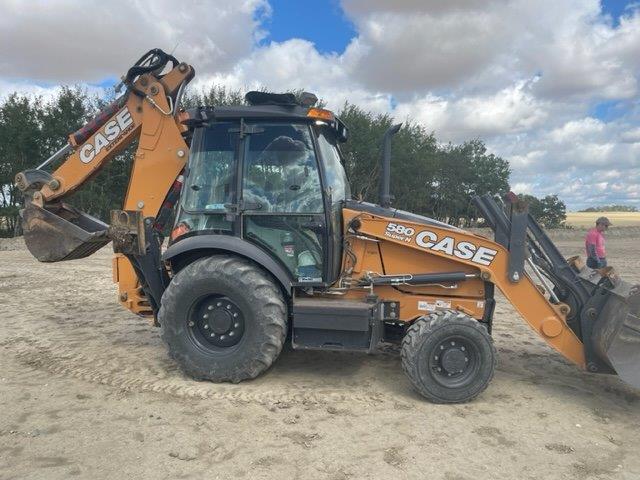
xmin=187 ymin=295 xmax=245 ymax=351
xmin=427 ymin=335 xmax=480 ymax=388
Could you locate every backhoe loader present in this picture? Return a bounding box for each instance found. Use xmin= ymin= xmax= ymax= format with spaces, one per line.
xmin=15 ymin=48 xmax=640 ymax=403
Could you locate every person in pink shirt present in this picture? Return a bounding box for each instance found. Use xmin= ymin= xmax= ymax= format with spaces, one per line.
xmin=585 ymin=216 xmax=611 ymax=269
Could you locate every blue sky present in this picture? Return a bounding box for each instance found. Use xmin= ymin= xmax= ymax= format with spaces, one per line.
xmin=260 ymin=0 xmax=637 ymax=127
xmin=263 ymin=0 xmax=355 ymax=54
xmin=1 ymin=0 xmax=638 ymax=209
xmin=601 ymin=0 xmax=636 ymax=24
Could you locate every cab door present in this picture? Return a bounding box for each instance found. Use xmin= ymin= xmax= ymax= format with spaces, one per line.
xmin=314 ymin=124 xmax=351 ymax=284
xmin=173 ymin=121 xmax=240 ymax=237
xmin=240 ymin=122 xmax=327 ymax=285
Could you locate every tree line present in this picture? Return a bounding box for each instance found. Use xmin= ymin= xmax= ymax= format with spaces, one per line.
xmin=580 ymin=205 xmax=637 ymax=212
xmin=0 ymin=85 xmax=566 ymax=237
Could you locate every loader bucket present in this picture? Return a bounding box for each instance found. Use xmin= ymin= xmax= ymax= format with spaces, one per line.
xmin=21 ymin=202 xmax=110 ymax=262
xmin=591 ymin=277 xmax=640 ymax=389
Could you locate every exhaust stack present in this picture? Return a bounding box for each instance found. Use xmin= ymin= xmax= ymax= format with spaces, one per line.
xmin=379 ymin=123 xmax=402 ymax=209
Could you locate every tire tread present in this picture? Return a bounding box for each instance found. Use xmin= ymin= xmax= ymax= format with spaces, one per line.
xmin=401 ymin=310 xmax=496 ymax=403
xmin=159 ymin=255 xmax=287 ymax=383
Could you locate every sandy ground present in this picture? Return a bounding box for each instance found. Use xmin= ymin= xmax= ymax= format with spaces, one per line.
xmin=1 ymin=233 xmax=639 ymax=480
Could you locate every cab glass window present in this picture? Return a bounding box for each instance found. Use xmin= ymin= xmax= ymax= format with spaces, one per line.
xmin=315 ymin=126 xmax=350 ymax=204
xmin=243 ymin=124 xmax=323 ymax=213
xmin=181 ymin=122 xmax=238 ymax=212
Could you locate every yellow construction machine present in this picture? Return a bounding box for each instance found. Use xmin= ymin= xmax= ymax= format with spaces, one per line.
xmin=15 ymin=49 xmax=640 ymax=403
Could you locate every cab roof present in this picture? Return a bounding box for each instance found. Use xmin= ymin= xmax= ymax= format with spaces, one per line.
xmin=183 ymin=91 xmax=348 ymax=141
xmin=187 ymin=103 xmax=314 ymax=121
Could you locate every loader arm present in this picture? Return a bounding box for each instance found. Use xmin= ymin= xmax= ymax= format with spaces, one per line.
xmin=342 ymin=194 xmax=639 ymax=390
xmin=345 ymin=209 xmax=587 ymax=368
xmin=15 ymin=49 xmax=195 ymax=317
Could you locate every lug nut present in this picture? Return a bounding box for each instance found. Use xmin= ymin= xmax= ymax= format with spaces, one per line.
xmin=208 ymin=305 xmax=213 ymax=311
xmin=234 ymin=323 xmax=240 ymax=328
xmin=188 ymin=321 xmax=194 ymax=327
xmin=204 ymin=324 xmax=209 ymax=329
xmin=203 ymin=314 xmax=208 ymax=319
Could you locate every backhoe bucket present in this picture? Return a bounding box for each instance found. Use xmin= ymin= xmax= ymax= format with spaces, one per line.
xmin=21 ymin=202 xmax=110 ymax=262
xmin=589 ymin=273 xmax=640 ymax=389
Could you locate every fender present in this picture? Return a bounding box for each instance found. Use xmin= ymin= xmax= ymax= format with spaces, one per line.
xmin=163 ymin=235 xmax=293 ymax=293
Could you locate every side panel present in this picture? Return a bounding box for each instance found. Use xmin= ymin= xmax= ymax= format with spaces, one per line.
xmin=338 ymin=235 xmax=486 ymax=320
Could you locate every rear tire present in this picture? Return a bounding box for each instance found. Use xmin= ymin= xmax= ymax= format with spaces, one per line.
xmin=159 ymin=255 xmax=287 ymax=383
xmin=401 ymin=310 xmax=496 ymax=403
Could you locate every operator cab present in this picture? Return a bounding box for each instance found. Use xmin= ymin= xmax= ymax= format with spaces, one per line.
xmin=172 ymin=92 xmax=350 ymax=287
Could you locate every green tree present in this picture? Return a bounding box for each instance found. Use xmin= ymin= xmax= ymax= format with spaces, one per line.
xmin=539 ymin=194 xmax=566 ymax=228
xmin=0 ymin=94 xmax=43 ymax=235
xmin=580 ymin=204 xmax=637 ymax=212
xmin=2 ymin=83 xmax=513 ymax=235
xmin=518 ymin=193 xmax=566 ymax=228
xmin=337 ymin=102 xmax=510 ymax=225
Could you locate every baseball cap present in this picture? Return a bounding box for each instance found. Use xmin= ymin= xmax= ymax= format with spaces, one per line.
xmin=596 ymin=216 xmax=612 ymax=226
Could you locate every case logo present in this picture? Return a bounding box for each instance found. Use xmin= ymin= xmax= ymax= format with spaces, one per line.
xmin=385 ymin=222 xmax=498 ymax=266
xmin=79 ymin=108 xmax=134 ymax=164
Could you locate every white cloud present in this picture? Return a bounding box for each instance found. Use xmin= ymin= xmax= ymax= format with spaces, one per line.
xmin=192 ymin=39 xmax=395 ymax=114
xmin=0 ymin=0 xmax=268 ymax=82
xmin=512 ymin=182 xmax=533 ymax=195
xmin=342 ymin=8 xmax=511 ymax=92
xmin=0 ymin=0 xmax=638 ymax=209
xmin=393 ymin=79 xmax=552 ymax=142
xmin=341 ymin=0 xmax=640 ymax=102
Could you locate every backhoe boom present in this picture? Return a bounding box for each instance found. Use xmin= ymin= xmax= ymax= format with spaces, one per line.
xmin=15 ymin=48 xmax=195 ymax=316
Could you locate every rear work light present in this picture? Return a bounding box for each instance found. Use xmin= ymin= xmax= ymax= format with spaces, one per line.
xmin=307 ymin=108 xmax=335 ymax=122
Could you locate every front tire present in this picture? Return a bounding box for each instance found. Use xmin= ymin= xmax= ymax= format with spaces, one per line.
xmin=401 ymin=310 xmax=496 ymax=403
xmin=159 ymin=255 xmax=287 ymax=383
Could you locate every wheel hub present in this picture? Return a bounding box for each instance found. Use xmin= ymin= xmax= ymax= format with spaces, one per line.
xmin=189 ymin=296 xmax=244 ymax=348
xmin=441 ymin=347 xmax=467 ymax=374
xmin=210 ymin=310 xmax=232 ymax=334
xmin=429 ymin=337 xmax=476 ymax=385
